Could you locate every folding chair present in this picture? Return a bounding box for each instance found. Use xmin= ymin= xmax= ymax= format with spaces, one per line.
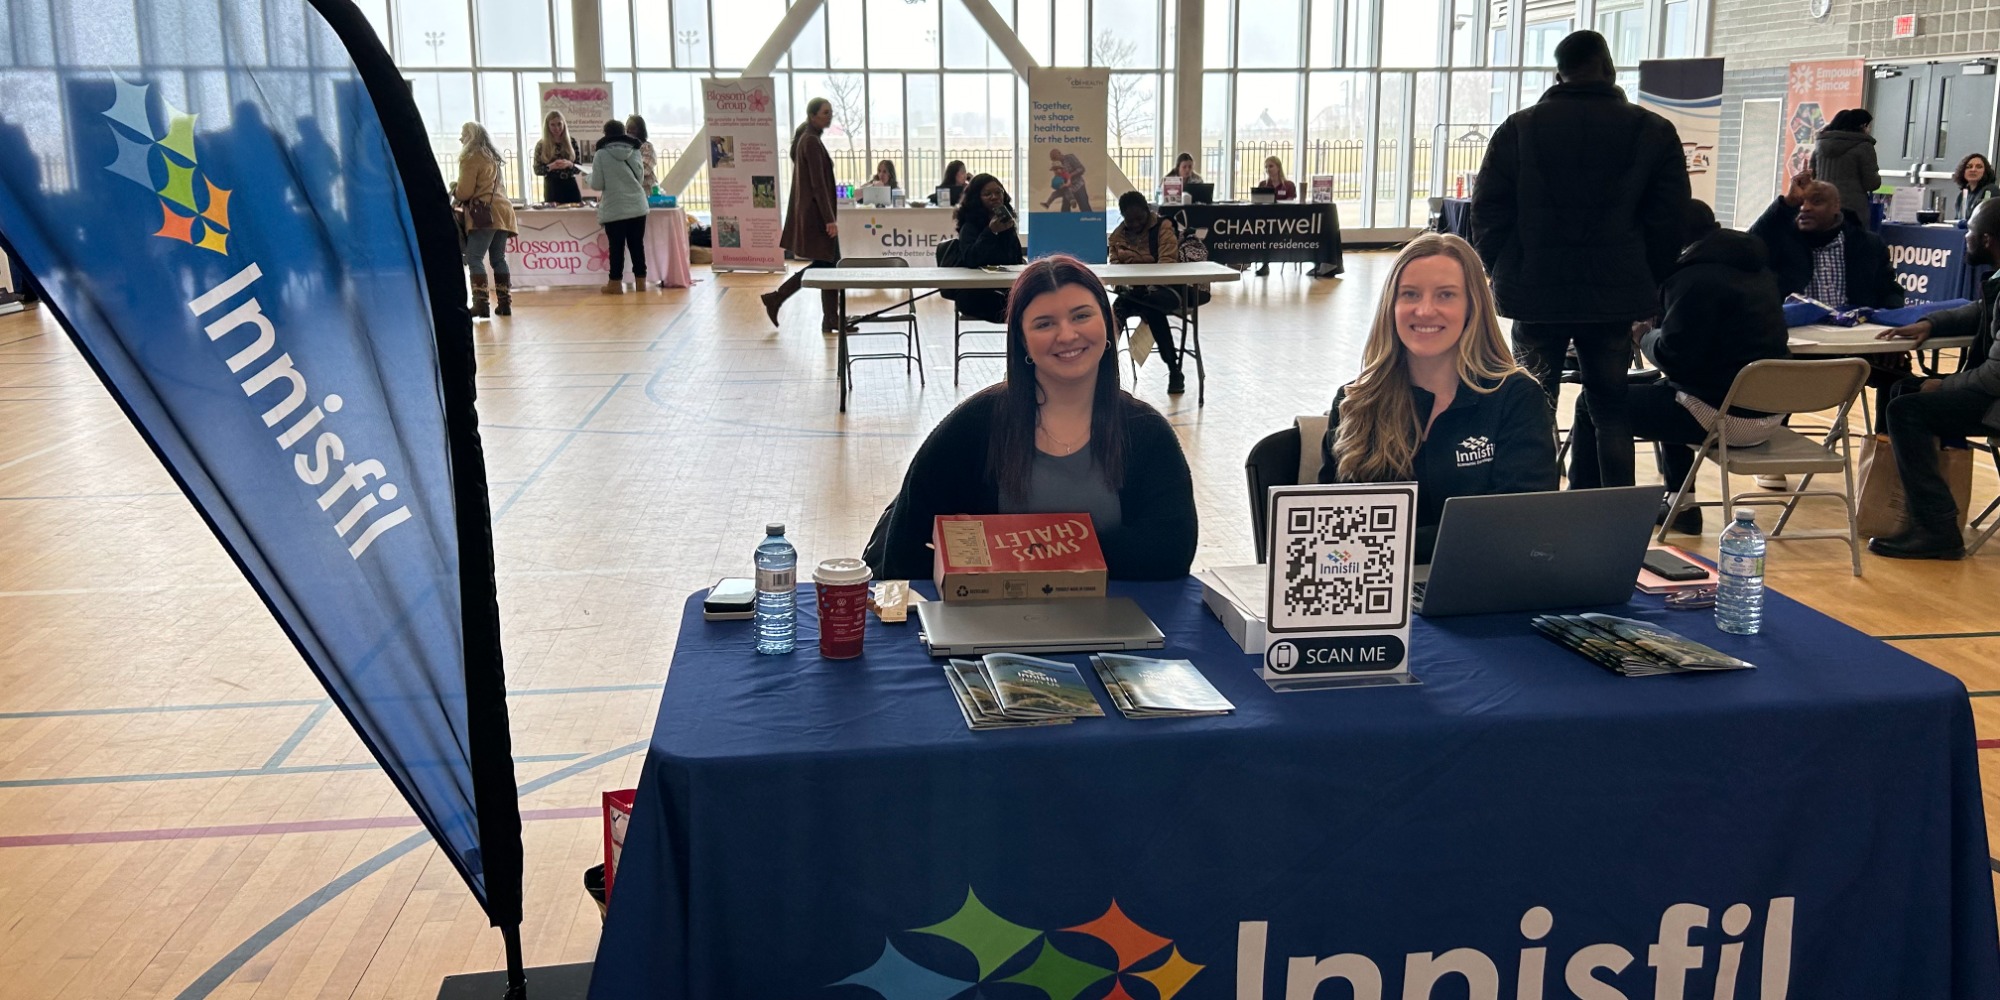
xmin=1967 ymin=437 xmax=2000 ymax=556
xmin=833 ymin=256 xmax=923 ymax=390
xmin=1658 ymin=358 xmax=1871 ymax=575
xmin=950 ymin=307 xmax=1007 ymax=386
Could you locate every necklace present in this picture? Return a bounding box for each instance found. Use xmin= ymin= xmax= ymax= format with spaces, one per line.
xmin=1037 ymin=419 xmax=1085 ymax=456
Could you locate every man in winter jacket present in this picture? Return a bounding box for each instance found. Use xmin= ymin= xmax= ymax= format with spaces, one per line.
xmin=1868 ymin=199 xmax=2000 ymax=559
xmin=1472 ymin=30 xmax=1690 ymax=491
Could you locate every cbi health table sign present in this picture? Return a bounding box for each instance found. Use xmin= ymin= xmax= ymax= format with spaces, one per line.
xmin=834 ymin=206 xmax=959 ymax=263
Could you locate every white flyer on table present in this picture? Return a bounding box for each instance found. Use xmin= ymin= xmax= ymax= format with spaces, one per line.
xmin=1262 ymin=483 xmax=1416 ymax=682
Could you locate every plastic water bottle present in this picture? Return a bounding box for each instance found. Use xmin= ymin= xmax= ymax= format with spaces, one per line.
xmin=1716 ymin=509 xmax=1766 ymax=636
xmin=754 ymin=524 xmax=797 ymax=654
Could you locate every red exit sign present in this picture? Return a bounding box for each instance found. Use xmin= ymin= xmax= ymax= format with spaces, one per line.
xmin=1893 ymin=14 xmax=1918 ymax=38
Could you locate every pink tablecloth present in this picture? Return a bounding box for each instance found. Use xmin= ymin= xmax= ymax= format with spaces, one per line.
xmin=644 ymin=208 xmax=693 ymax=288
xmin=505 ymin=207 xmax=693 ymax=288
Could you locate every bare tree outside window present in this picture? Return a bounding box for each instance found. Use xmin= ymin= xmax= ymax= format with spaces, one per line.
xmin=1093 ymin=31 xmax=1153 ymax=148
xmin=823 ymin=70 xmax=869 ymax=153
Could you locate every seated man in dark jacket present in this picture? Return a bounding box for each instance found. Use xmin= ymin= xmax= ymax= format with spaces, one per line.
xmin=1867 ymin=198 xmax=2000 ymax=559
xmin=1572 ymin=201 xmax=1790 ymax=533
xmin=1750 ymin=171 xmax=1903 ymax=310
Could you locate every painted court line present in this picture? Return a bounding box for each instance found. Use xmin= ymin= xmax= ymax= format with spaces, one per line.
xmin=0 ymin=752 xmax=586 ymax=789
xmin=0 ymin=682 xmax=661 ymax=721
xmin=172 ymin=741 xmax=648 ymax=1000
xmin=1879 ymin=630 xmax=2000 ymax=641
xmin=0 ymin=805 xmax=600 ymax=849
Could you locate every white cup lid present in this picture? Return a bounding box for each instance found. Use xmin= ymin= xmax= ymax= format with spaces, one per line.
xmin=813 ymin=558 xmax=873 ymax=585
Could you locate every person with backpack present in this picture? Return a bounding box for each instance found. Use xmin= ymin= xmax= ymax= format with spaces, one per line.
xmin=1108 ymin=191 xmax=1188 ymax=394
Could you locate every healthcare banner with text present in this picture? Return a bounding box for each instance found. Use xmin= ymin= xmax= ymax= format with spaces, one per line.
xmin=0 ymin=0 xmax=524 ymax=930
xmin=1028 ymin=69 xmax=1109 ymax=262
xmin=1782 ymin=59 xmax=1866 ymax=191
xmin=704 ymin=77 xmax=785 ymax=271
xmin=1639 ymin=58 xmax=1724 ymax=206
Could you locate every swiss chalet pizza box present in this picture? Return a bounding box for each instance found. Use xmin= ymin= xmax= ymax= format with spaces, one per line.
xmin=932 ymin=514 xmax=1108 ymax=602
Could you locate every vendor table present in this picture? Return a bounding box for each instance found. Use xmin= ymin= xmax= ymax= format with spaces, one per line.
xmin=590 ymin=579 xmax=1999 ymax=999
xmin=504 ymin=206 xmax=693 ymax=288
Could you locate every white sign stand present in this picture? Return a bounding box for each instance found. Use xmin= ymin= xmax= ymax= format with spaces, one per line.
xmin=1261 ymin=483 xmax=1420 ymax=691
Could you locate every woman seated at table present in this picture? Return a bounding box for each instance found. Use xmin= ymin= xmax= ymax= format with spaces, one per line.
xmin=865 ymin=256 xmax=1198 ymax=581
xmin=1164 ymin=152 xmax=1202 ymax=188
xmin=869 ymin=159 xmax=899 ymax=192
xmin=1318 ymin=233 xmax=1556 ymax=562
xmin=932 ymin=160 xmax=969 ymax=206
xmin=1956 ymin=153 xmax=1997 ymax=224
xmin=941 ymin=174 xmax=1026 ymax=324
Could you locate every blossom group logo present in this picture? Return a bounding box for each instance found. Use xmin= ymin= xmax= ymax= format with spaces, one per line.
xmin=101 ymin=76 xmax=234 ymax=255
xmin=832 ymin=889 xmax=1202 ymax=1000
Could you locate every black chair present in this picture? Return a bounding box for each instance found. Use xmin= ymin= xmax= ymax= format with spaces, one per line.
xmin=1247 ymin=424 xmax=1305 ymax=563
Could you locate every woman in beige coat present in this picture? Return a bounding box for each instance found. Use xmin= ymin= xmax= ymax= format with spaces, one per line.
xmin=454 ymin=122 xmax=519 ymax=318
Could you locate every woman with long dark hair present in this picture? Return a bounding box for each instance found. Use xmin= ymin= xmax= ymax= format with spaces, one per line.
xmin=941 ymin=173 xmax=1024 ymax=323
xmin=762 ymin=97 xmax=845 ymax=332
xmin=865 ymin=256 xmax=1197 ymax=581
xmin=870 ymin=159 xmax=899 ymax=190
xmin=1318 ymin=233 xmax=1555 ymax=561
xmin=933 ymin=160 xmax=969 ymax=205
xmin=1955 ymin=152 xmax=1996 ymax=224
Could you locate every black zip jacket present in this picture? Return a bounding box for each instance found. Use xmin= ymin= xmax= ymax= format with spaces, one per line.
xmin=1651 ymin=229 xmax=1792 ymax=412
xmin=864 ymin=389 xmax=1197 ymax=581
xmin=1472 ymin=81 xmax=1690 ymax=323
xmin=1748 ymin=197 xmax=1904 ymax=309
xmin=1318 ymin=372 xmax=1558 ymax=561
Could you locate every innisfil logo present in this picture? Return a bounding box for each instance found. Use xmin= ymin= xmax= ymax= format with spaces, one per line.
xmin=101 ymin=75 xmax=234 ymax=255
xmin=832 ymin=888 xmax=1202 ymax=1000
xmin=1455 ymin=435 xmax=1495 ymax=467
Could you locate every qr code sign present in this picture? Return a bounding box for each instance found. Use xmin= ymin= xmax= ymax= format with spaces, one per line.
xmin=1268 ymin=487 xmax=1412 ymax=631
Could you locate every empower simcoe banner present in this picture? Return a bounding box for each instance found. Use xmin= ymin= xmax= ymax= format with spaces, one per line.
xmin=0 ymin=0 xmax=524 ymax=931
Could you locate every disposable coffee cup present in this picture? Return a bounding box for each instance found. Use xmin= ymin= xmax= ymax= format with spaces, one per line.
xmin=814 ymin=558 xmax=873 ymax=659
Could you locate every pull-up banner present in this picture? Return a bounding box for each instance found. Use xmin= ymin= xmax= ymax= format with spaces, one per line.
xmin=0 ymin=0 xmax=523 ymax=928
xmin=1638 ymin=58 xmax=1725 ymax=205
xmin=1027 ymin=68 xmax=1110 ymax=262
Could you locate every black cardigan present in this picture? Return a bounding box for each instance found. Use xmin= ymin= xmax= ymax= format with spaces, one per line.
xmin=868 ymin=389 xmax=1197 ymax=581
xmin=1318 ymin=372 xmax=1557 ymax=561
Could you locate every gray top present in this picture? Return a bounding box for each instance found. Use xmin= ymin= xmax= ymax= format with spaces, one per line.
xmin=1000 ymin=447 xmax=1124 ymax=534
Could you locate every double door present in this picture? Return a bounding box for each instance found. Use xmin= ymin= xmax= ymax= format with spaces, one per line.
xmin=1867 ymin=59 xmax=1997 ymax=192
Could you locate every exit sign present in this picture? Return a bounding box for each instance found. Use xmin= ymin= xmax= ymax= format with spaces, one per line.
xmin=1894 ymin=14 xmax=1918 ymax=38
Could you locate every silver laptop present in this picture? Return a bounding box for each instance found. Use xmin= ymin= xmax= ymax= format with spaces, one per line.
xmin=1412 ymin=486 xmax=1663 ymax=618
xmin=915 ymin=598 xmax=1165 ymax=657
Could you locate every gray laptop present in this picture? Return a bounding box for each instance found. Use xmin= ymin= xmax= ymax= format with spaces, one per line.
xmin=1412 ymin=485 xmax=1663 ymax=618
xmin=915 ymin=598 xmax=1165 ymax=657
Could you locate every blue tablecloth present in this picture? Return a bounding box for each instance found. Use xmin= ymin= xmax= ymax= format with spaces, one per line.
xmin=590 ymin=581 xmax=1998 ymax=999
xmin=1881 ymin=222 xmax=1983 ymax=303
xmin=1439 ymin=197 xmax=1474 ymax=240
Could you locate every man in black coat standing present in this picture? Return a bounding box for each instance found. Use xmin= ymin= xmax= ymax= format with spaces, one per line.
xmin=1472 ymin=30 xmax=1690 ymax=490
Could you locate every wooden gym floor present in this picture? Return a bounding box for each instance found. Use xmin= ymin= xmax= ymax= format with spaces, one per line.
xmin=1 ymin=252 xmax=1998 ymax=998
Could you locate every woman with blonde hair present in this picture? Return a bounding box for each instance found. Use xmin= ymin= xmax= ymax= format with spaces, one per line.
xmin=453 ymin=121 xmax=518 ymax=318
xmin=532 ymin=110 xmax=582 ymax=203
xmin=1318 ymin=233 xmax=1556 ymax=560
